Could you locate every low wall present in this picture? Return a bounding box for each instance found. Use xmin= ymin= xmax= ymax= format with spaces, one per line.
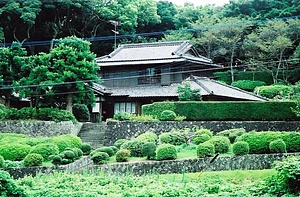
xmin=104 ymin=121 xmax=300 ymax=145
xmin=4 ymin=153 xmax=299 ymax=179
xmin=0 ymin=121 xmax=83 ymax=137
xmin=93 ymin=152 xmax=300 ymax=176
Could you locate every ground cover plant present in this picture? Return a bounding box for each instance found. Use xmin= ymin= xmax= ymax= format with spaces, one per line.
xmin=12 ymin=167 xmax=299 ymax=197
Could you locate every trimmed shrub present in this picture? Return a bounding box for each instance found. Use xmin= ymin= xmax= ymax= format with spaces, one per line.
xmin=91 ymin=152 xmax=109 ymax=165
xmin=0 ymin=144 xmax=31 ymax=161
xmin=254 ymin=85 xmax=293 ymax=99
xmin=217 ymin=128 xmax=246 ymax=143
xmin=120 ymin=140 xmax=144 ymax=157
xmin=3 ymin=160 xmax=24 ymax=168
xmin=23 ymin=153 xmax=43 ymax=167
xmin=72 ymin=148 xmax=83 ymax=159
xmin=109 ymin=146 xmax=119 ymax=154
xmin=114 ymin=139 xmax=129 ymax=149
xmin=232 ymin=141 xmax=249 ymax=156
xmin=159 ymin=132 xmax=187 ymax=146
xmin=141 ymin=142 xmax=156 ymax=160
xmin=92 ymin=147 xmax=115 ymax=157
xmin=113 ymin=111 xmax=131 ymax=121
xmin=231 ymin=80 xmax=266 ymax=91
xmin=0 ymin=155 xmax=4 ymax=168
xmin=29 ymin=143 xmax=59 ymax=161
xmin=72 ymin=103 xmax=90 ymax=122
xmin=51 ymin=134 xmax=82 ymax=152
xmin=197 ymin=142 xmax=215 ymax=158
xmin=281 ymin=132 xmax=300 ymax=152
xmin=0 ymin=170 xmax=28 ymax=197
xmin=192 ymin=134 xmax=211 ymax=145
xmin=156 ymin=144 xmax=177 ymax=161
xmin=80 ymin=143 xmax=92 ymax=155
xmin=36 ymin=107 xmax=77 ymax=122
xmin=142 ymin=101 xmax=299 ymax=121
xmin=208 ymin=136 xmax=231 ymax=154
xmin=236 ymin=131 xmax=281 ymax=154
xmin=135 ymin=131 xmax=158 ymax=143
xmin=269 ymin=139 xmax=287 ymax=153
xmin=116 ymin=149 xmax=131 ymax=162
xmin=159 ymin=110 xmax=176 ymax=121
xmin=51 ymin=155 xmax=62 ymax=166
xmin=62 ymin=150 xmax=76 ymax=161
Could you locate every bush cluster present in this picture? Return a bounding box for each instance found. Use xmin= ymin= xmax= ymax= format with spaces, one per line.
xmin=0 ymin=170 xmax=28 ymax=197
xmin=232 ymin=141 xmax=249 ymax=156
xmin=51 ymin=134 xmax=82 ymax=152
xmin=197 ymin=142 xmax=215 ymax=158
xmin=156 ymin=144 xmax=177 ymax=160
xmin=191 ymin=129 xmax=213 ymax=145
xmin=120 ymin=140 xmax=144 ymax=157
xmin=135 ymin=131 xmax=158 ymax=143
xmin=29 ymin=143 xmax=59 ymax=161
xmin=23 ymin=153 xmax=43 ymax=167
xmin=113 ymin=111 xmax=131 ymax=121
xmin=207 ymin=136 xmax=230 ymax=154
xmin=3 ymin=107 xmax=76 ymax=122
xmin=116 ymin=149 xmax=131 ymax=162
xmin=72 ymin=104 xmax=90 ymax=122
xmin=114 ymin=139 xmax=129 ymax=149
xmin=142 ymin=101 xmax=299 ymax=121
xmin=269 ymin=139 xmax=286 ymax=153
xmin=0 ymin=144 xmax=31 ymax=161
xmin=51 ymin=148 xmax=83 ymax=165
xmin=141 ymin=142 xmax=156 ymax=160
xmin=254 ymin=85 xmax=294 ymax=99
xmin=236 ymin=131 xmax=300 ymax=154
xmin=216 ymin=128 xmax=246 ymax=143
xmin=91 ymin=152 xmax=110 ymax=165
xmin=80 ymin=143 xmax=92 ymax=155
xmin=159 ymin=110 xmax=176 ymax=121
xmin=159 ymin=132 xmax=187 ymax=146
xmin=91 ymin=147 xmax=115 ymax=157
xmin=231 ymin=80 xmax=266 ymax=91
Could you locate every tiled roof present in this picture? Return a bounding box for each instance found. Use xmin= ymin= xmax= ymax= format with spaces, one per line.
xmin=106 ymin=77 xmax=267 ymax=101
xmin=96 ymin=41 xmax=219 ymax=67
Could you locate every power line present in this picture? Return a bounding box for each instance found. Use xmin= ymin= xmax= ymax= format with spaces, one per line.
xmin=0 ymin=15 xmax=299 ymax=47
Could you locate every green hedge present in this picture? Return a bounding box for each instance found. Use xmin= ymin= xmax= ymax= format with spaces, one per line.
xmin=142 ymin=101 xmax=299 ymax=121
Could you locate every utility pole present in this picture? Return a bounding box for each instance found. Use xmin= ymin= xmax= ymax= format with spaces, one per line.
xmin=109 ymin=20 xmax=120 ymax=49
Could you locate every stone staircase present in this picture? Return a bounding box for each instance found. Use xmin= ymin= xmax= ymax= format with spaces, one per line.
xmin=78 ymin=122 xmax=107 ymax=149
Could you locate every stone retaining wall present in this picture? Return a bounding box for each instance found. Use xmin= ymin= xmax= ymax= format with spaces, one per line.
xmin=3 ymin=153 xmax=299 ymax=179
xmin=104 ymin=121 xmax=300 ymax=145
xmin=0 ymin=121 xmax=83 ymax=137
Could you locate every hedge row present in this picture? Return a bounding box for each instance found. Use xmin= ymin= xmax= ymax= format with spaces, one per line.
xmin=142 ymin=101 xmax=299 ymax=121
xmin=213 ymin=68 xmax=300 ymax=85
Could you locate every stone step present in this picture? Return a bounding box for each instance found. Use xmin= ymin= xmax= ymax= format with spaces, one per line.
xmin=78 ymin=122 xmax=107 ymax=149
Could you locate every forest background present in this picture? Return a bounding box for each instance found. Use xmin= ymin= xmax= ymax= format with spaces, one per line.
xmin=0 ymin=0 xmax=300 ymax=110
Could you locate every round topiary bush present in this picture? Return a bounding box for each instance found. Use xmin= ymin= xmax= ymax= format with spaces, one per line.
xmin=29 ymin=143 xmax=59 ymax=161
xmin=232 ymin=141 xmax=249 ymax=156
xmin=51 ymin=155 xmax=62 ymax=166
xmin=72 ymin=147 xmax=83 ymax=158
xmin=72 ymin=103 xmax=90 ymax=122
xmin=156 ymin=143 xmax=177 ymax=161
xmin=116 ymin=149 xmax=131 ymax=162
xmin=62 ymin=150 xmax=76 ymax=161
xmin=109 ymin=146 xmax=119 ymax=154
xmin=192 ymin=134 xmax=211 ymax=145
xmin=92 ymin=147 xmax=115 ymax=157
xmin=159 ymin=132 xmax=187 ymax=146
xmin=114 ymin=139 xmax=129 ymax=149
xmin=0 ymin=144 xmax=31 ymax=161
xmin=197 ymin=142 xmax=215 ymax=158
xmin=23 ymin=153 xmax=43 ymax=167
xmin=141 ymin=142 xmax=156 ymax=160
xmin=159 ymin=110 xmax=176 ymax=121
xmin=91 ymin=152 xmax=110 ymax=165
xmin=281 ymin=132 xmax=300 ymax=153
xmin=0 ymin=155 xmax=4 ymax=168
xmin=51 ymin=134 xmax=82 ymax=152
xmin=80 ymin=143 xmax=92 ymax=155
xmin=208 ymin=136 xmax=231 ymax=154
xmin=269 ymin=139 xmax=287 ymax=153
xmin=120 ymin=140 xmax=144 ymax=157
xmin=135 ymin=131 xmax=158 ymax=143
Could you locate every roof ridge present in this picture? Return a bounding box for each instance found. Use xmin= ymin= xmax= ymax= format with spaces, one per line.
xmin=118 ymin=40 xmax=188 ymax=49
xmin=190 ymin=75 xmax=213 ymax=95
xmin=172 ymin=41 xmax=191 ymax=56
